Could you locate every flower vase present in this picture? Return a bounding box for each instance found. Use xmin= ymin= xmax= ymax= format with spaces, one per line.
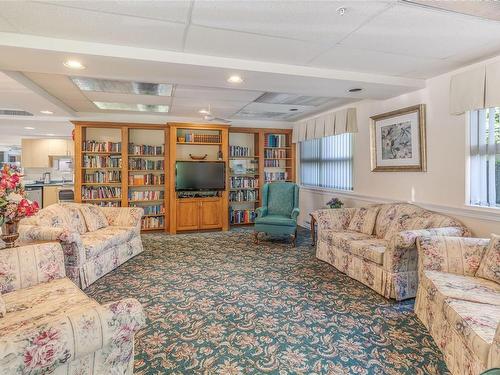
xmin=1 ymin=219 xmax=20 ymax=248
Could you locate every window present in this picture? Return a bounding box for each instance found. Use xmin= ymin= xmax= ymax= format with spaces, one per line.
xmin=469 ymin=107 xmax=500 ymax=207
xmin=300 ymin=133 xmax=353 ymax=190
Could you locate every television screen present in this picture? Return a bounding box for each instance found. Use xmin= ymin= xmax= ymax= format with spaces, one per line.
xmin=175 ymin=161 xmax=225 ymax=191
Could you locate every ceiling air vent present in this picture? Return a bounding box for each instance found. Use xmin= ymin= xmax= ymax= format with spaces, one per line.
xmin=255 ymin=93 xmax=332 ymax=107
xmin=0 ymin=109 xmax=33 ymax=116
xmin=71 ymin=77 xmax=173 ymax=96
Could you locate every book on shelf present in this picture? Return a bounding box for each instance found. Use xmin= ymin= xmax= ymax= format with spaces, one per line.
xmin=230 ymin=176 xmax=259 ymax=189
xmin=83 ymin=155 xmax=121 ymax=168
xmin=229 ymin=190 xmax=258 ymax=202
xmin=84 ymin=170 xmax=121 ymax=183
xmin=95 ymin=201 xmax=121 ymax=207
xmin=264 ymin=171 xmax=288 ymax=181
xmin=128 ymin=159 xmax=164 ymax=170
xmin=264 ymin=159 xmax=285 ymax=167
xmin=128 ymin=190 xmax=164 ymax=201
xmin=81 ymin=186 xmax=121 ymax=200
xmin=128 ymin=174 xmax=165 ymax=186
xmin=265 ymin=134 xmax=287 ymax=148
xmin=229 ymin=208 xmax=256 ymax=224
xmin=128 ymin=143 xmax=164 ymax=156
xmin=181 ymin=133 xmax=221 ymax=143
xmin=264 ymin=148 xmax=287 ymax=158
xmin=141 ymin=216 xmax=164 ymax=230
xmin=130 ymin=203 xmax=164 ymax=215
xmin=229 ymin=145 xmax=252 ymax=157
xmin=83 ymin=141 xmax=121 ymax=152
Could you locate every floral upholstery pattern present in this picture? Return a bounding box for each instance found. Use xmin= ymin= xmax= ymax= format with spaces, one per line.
xmin=0 ymin=242 xmax=146 ymax=375
xmin=79 ymin=204 xmax=109 ymax=232
xmin=314 ymin=203 xmax=470 ymax=300
xmin=19 ymin=204 xmax=144 ymax=289
xmin=347 ymin=206 xmax=380 ymax=235
xmin=0 ymin=295 xmax=5 ymax=318
xmin=476 ymin=234 xmax=500 ymax=284
xmin=415 ymin=235 xmax=500 ymax=375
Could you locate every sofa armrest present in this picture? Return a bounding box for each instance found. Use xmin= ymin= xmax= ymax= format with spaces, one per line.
xmin=416 ymin=235 xmax=490 ymax=275
xmin=0 ymin=242 xmax=66 ymax=293
xmin=99 ymin=207 xmax=144 ymax=231
xmin=489 ymin=323 xmax=500 ymax=368
xmin=256 ymin=206 xmax=268 ymax=218
xmin=312 ymin=208 xmax=356 ymax=232
xmin=291 ymin=207 xmax=300 ymax=220
xmin=18 ymin=225 xmax=85 ymax=267
xmin=0 ymin=298 xmax=146 ymax=374
xmin=384 ymin=227 xmax=469 ymax=273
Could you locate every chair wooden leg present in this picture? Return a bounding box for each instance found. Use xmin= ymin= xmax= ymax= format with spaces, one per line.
xmin=253 ymin=231 xmax=259 ymax=244
xmin=291 ymin=230 xmax=297 ymax=247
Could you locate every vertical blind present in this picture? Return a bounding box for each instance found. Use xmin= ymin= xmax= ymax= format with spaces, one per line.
xmin=469 ymin=107 xmax=500 ymax=207
xmin=300 ymin=133 xmax=353 ymax=190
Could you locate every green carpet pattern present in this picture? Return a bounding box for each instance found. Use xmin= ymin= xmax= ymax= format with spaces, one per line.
xmin=85 ymin=230 xmax=449 ymax=374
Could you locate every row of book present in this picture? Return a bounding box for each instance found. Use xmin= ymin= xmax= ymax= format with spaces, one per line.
xmin=230 ymin=208 xmax=256 ymax=224
xmin=264 ymin=172 xmax=288 ymax=181
xmin=129 ymin=204 xmax=164 ymax=216
xmin=229 ymin=145 xmax=252 ymax=157
xmin=82 ymin=187 xmax=121 ymax=200
xmin=230 ymin=176 xmax=258 ymax=189
xmin=128 ymin=174 xmax=165 ymax=186
xmin=84 ymin=171 xmax=121 ymax=183
xmin=128 ymin=191 xmax=164 ymax=201
xmin=229 ymin=190 xmax=258 ymax=202
xmin=128 ymin=143 xmax=164 ymax=156
xmin=83 ymin=141 xmax=121 ymax=152
xmin=83 ymin=155 xmax=121 ymax=168
xmin=94 ymin=201 xmax=121 ymax=207
xmin=264 ymin=149 xmax=287 ymax=158
xmin=141 ymin=216 xmax=164 ymax=230
xmin=265 ymin=134 xmax=287 ymax=148
xmin=264 ymin=159 xmax=286 ymax=167
xmin=181 ymin=133 xmax=221 ymax=143
xmin=129 ymin=159 xmax=164 ymax=171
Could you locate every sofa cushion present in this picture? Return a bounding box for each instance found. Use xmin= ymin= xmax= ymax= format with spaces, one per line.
xmin=255 ymin=214 xmax=296 ymax=227
xmin=443 ymin=299 xmax=500 ymax=365
xmin=347 ymin=206 xmax=380 ymax=235
xmin=327 ymin=231 xmax=373 ymax=250
xmin=0 ymin=278 xmax=98 ymax=335
xmin=80 ymin=226 xmax=136 ymax=259
xmin=267 ymin=183 xmax=295 ymax=217
xmin=60 ymin=203 xmax=88 ymax=234
xmin=476 ymin=234 xmax=500 ymax=284
xmin=422 ymin=270 xmax=500 ymax=306
xmin=349 ymin=238 xmax=387 ymax=265
xmin=31 ymin=203 xmax=72 ymax=228
xmin=79 ymin=204 xmax=109 ymax=232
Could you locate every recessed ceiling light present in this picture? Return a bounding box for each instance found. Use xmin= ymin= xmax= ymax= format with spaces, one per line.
xmin=63 ymin=60 xmax=85 ymax=70
xmin=24 ymin=126 xmax=35 ymax=130
xmin=199 ymin=109 xmax=210 ymax=115
xmin=40 ymin=110 xmax=53 ymax=115
xmin=348 ymin=88 xmax=363 ymax=93
xmin=227 ymin=75 xmax=243 ymax=84
xmin=93 ymin=101 xmax=170 ymax=113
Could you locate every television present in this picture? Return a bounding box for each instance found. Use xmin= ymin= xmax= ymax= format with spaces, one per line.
xmin=175 ymin=161 xmax=225 ymax=191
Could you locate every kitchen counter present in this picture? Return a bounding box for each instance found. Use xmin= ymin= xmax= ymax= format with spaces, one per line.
xmin=24 ymin=181 xmax=74 ymax=187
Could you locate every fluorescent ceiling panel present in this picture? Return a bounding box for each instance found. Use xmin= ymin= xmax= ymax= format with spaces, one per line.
xmin=93 ymin=102 xmax=169 ymax=113
xmin=255 ymin=93 xmax=332 ymax=107
xmin=72 ymin=77 xmax=173 ymax=96
xmin=0 ymin=109 xmax=33 ymax=116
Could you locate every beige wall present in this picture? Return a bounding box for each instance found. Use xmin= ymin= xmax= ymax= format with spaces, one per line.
xmin=297 ymin=55 xmax=500 ymax=237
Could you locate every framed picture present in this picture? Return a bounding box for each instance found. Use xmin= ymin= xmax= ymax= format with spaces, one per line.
xmin=370 ymin=104 xmax=427 ymax=172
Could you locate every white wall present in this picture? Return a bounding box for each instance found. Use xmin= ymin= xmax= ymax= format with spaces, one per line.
xmin=298 ymin=55 xmax=500 ymax=237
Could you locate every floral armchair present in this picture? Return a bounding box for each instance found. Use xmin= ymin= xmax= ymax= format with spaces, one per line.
xmin=0 ymin=241 xmax=146 ymax=374
xmin=415 ymin=235 xmax=500 ymax=375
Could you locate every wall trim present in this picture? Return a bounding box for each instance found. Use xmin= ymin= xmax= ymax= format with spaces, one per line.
xmin=300 ymin=186 xmax=500 ymax=223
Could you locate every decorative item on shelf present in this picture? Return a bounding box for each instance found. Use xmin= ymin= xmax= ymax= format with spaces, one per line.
xmin=326 ymin=197 xmax=344 ymax=209
xmin=370 ymin=104 xmax=427 ymax=172
xmin=217 ymin=150 xmax=223 ymax=160
xmin=177 ymin=136 xmax=185 ymax=143
xmin=189 ymin=154 xmax=208 ymax=160
xmin=0 ymin=165 xmax=39 ymax=248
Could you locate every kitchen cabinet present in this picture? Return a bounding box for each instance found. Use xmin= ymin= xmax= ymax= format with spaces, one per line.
xmin=42 ymin=185 xmax=59 ymax=208
xmin=22 ymin=139 xmax=74 ymax=168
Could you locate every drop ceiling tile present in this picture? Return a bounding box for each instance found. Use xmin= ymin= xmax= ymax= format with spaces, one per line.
xmin=174 ymin=85 xmax=263 ymax=102
xmin=0 ymin=2 xmax=185 ymax=51
xmin=184 ymin=25 xmax=326 ymax=65
xmin=169 ymin=105 xmax=236 ymax=119
xmin=171 ymin=97 xmax=248 ymax=112
xmin=41 ymin=1 xmax=192 ymax=23
xmin=191 ymin=1 xmax=392 ymax=43
xmin=82 ymin=91 xmax=173 ymax=106
xmin=340 ymin=3 xmax=500 ymax=59
xmin=0 ymin=14 xmax=18 ymax=32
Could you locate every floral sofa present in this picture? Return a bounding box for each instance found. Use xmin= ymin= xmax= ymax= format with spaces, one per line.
xmin=0 ymin=241 xmax=145 ymax=374
xmin=313 ymin=203 xmax=470 ymax=300
xmin=415 ymin=235 xmax=500 ymax=375
xmin=19 ymin=203 xmax=144 ymax=289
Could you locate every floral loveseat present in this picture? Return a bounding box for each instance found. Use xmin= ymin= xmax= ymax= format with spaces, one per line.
xmin=0 ymin=242 xmax=145 ymax=374
xmin=313 ymin=203 xmax=470 ymax=300
xmin=19 ymin=203 xmax=144 ymax=289
xmin=415 ymin=235 xmax=500 ymax=375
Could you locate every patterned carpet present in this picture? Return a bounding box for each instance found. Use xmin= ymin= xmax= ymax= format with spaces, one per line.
xmin=84 ymin=229 xmax=449 ymax=375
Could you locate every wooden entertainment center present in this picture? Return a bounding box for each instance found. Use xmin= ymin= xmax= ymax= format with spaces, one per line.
xmin=72 ymin=121 xmax=295 ymax=234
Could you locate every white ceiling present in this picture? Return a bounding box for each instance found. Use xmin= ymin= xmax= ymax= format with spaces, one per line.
xmin=0 ymin=0 xmax=499 ymax=143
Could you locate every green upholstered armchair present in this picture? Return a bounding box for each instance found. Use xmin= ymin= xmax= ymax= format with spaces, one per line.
xmin=254 ymin=182 xmax=300 ymax=246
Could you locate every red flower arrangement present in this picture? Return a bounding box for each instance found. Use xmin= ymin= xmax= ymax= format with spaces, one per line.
xmin=0 ymin=164 xmax=39 ymax=226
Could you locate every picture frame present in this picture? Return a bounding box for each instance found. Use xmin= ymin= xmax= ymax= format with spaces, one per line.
xmin=370 ymin=104 xmax=427 ymax=172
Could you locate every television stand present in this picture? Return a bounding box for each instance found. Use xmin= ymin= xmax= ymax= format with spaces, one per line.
xmin=177 ymin=191 xmax=220 ymax=199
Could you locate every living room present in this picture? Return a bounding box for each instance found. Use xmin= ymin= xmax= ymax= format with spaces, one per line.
xmin=0 ymin=1 xmax=499 ymax=374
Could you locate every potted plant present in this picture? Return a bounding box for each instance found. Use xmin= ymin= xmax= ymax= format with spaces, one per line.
xmin=0 ymin=165 xmax=39 ymax=248
xmin=326 ymin=197 xmax=344 ymax=209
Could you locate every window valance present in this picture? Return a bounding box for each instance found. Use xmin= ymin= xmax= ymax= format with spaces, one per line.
xmin=449 ymin=60 xmax=500 ymax=115
xmin=292 ymin=107 xmax=357 ymax=143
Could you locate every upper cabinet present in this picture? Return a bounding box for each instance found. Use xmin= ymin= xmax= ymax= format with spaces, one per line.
xmin=22 ymin=139 xmax=74 ymax=168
